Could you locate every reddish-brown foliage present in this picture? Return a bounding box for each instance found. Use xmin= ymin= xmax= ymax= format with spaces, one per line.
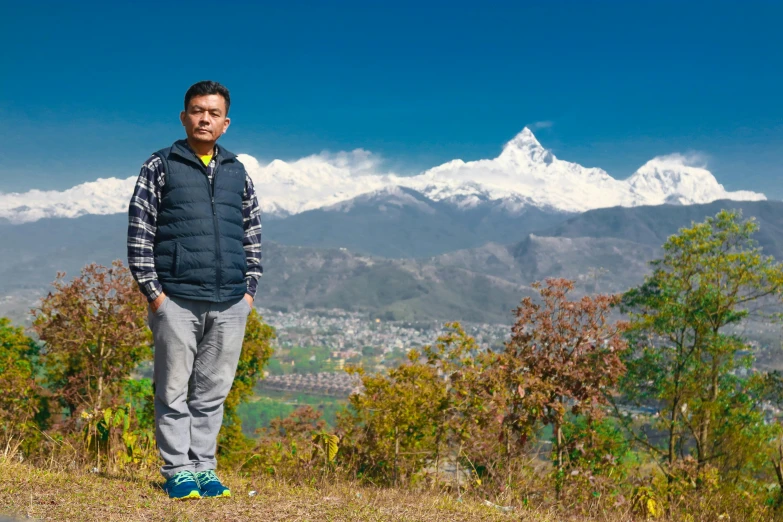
xmin=497 ymin=278 xmax=629 ymax=495
xmin=32 ymin=261 xmax=151 ymax=425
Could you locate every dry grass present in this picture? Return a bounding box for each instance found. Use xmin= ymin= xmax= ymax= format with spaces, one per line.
xmin=0 ymin=459 xmax=774 ymax=522
xmin=0 ymin=459 xmax=567 ymax=522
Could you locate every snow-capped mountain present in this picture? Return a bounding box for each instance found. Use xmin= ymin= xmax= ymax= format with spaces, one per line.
xmin=0 ymin=177 xmax=138 ymax=224
xmin=236 ymin=150 xmax=398 ymax=217
xmin=394 ymin=128 xmax=764 ymax=212
xmin=0 ymin=128 xmax=765 ymax=224
xmin=626 ymin=154 xmax=764 ymax=206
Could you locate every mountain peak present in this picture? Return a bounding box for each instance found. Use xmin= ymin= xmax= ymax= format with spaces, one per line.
xmin=505 ymin=127 xmax=542 ymax=149
xmin=627 ymin=154 xmax=766 ymax=205
xmin=500 ymin=127 xmax=554 ymax=165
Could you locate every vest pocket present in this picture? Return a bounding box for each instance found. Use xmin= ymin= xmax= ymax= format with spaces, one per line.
xmin=173 ymin=243 xmax=181 ymax=277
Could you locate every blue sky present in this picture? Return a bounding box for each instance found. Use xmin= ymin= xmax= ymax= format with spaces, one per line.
xmin=2 ymin=1 xmax=781 ymax=198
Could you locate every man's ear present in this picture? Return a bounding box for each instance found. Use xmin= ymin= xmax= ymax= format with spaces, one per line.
xmin=222 ymin=117 xmax=231 ymax=135
xmin=180 ymin=110 xmax=186 ymax=126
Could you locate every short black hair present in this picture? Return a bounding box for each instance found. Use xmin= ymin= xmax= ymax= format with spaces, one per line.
xmin=184 ymin=81 xmax=231 ymax=115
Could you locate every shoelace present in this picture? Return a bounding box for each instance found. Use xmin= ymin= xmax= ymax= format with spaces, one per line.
xmin=197 ymin=470 xmax=220 ymax=485
xmin=169 ymin=471 xmax=197 ymax=487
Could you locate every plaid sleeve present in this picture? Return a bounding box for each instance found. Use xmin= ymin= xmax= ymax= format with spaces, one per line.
xmin=242 ymin=172 xmax=263 ymax=298
xmin=127 ymin=155 xmax=164 ymax=302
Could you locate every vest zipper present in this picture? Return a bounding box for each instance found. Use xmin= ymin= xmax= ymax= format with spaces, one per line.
xmin=211 ymin=160 xmax=222 ymax=301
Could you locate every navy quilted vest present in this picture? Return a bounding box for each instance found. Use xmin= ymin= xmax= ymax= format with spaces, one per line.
xmin=152 ymin=140 xmax=247 ymax=302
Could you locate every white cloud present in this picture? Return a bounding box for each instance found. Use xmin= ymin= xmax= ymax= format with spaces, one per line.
xmin=530 ymin=120 xmax=554 ymax=130
xmin=239 ymin=149 xmax=402 ymax=215
xmin=648 ymin=152 xmax=709 ymax=169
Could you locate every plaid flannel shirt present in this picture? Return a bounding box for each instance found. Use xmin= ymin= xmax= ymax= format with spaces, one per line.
xmin=127 ymin=148 xmax=263 ymax=302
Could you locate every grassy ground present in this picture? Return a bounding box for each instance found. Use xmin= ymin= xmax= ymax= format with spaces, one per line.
xmin=0 ymin=459 xmax=563 ymax=522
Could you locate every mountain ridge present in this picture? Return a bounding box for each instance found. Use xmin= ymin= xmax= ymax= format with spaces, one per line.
xmin=0 ymin=128 xmax=766 ymax=224
xmin=1 ymin=200 xmax=781 ymax=326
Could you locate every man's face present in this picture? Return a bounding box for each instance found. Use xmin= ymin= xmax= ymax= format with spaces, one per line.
xmin=180 ymin=94 xmax=231 ymax=144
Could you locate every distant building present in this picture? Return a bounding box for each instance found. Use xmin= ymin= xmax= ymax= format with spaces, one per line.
xmin=258 ymin=371 xmax=363 ymax=397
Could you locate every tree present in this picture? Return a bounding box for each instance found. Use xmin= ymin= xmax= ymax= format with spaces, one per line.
xmin=218 ymin=308 xmax=276 ymax=458
xmin=421 ymin=323 xmax=503 ymax=488
xmin=618 ymin=210 xmax=783 ymax=482
xmin=0 ymin=318 xmax=45 ymax=448
xmin=338 ymin=323 xmax=508 ymax=490
xmin=760 ymin=371 xmax=783 ymax=506
xmin=243 ymin=405 xmax=329 ymax=478
xmin=340 ymin=349 xmax=448 ymax=486
xmin=32 ymin=261 xmax=151 ymax=423
xmin=497 ymin=278 xmax=629 ymax=499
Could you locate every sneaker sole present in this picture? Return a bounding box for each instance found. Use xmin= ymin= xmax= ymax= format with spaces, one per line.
xmin=173 ymin=490 xmax=201 ymax=500
xmin=202 ymin=490 xmax=231 ymax=498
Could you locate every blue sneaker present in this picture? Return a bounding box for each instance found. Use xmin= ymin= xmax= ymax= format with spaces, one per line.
xmin=163 ymin=470 xmax=201 ymax=500
xmin=196 ymin=470 xmax=231 ymax=498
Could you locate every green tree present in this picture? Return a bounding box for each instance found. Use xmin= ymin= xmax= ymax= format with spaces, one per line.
xmin=0 ymin=318 xmax=45 ymax=449
xmin=33 ymin=261 xmax=151 ymax=424
xmin=121 ymin=377 xmax=155 ymax=431
xmin=421 ymin=323 xmax=502 ymax=488
xmin=339 ymin=323 xmax=509 ymax=491
xmin=618 ymin=210 xmax=783 ymax=483
xmin=340 ymin=349 xmax=448 ymax=486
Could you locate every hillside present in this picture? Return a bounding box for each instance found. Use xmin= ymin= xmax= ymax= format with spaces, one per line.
xmin=432 ymin=235 xmax=660 ymax=294
xmin=543 ymin=199 xmax=783 ymax=257
xmin=0 ymin=212 xmax=528 ymax=325
xmin=1 ymin=200 xmax=782 ymax=325
xmin=262 ymin=186 xmax=570 ymax=258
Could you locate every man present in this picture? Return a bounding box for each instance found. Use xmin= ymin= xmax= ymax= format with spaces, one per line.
xmin=127 ymin=81 xmax=262 ymax=500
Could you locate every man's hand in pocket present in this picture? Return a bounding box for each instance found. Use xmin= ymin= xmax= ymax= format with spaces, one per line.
xmin=150 ymin=292 xmax=167 ymax=312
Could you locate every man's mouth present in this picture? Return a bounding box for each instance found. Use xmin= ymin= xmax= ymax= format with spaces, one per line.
xmin=197 ymin=128 xmax=210 ymax=133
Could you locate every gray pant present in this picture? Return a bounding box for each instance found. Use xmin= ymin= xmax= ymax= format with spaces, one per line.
xmin=148 ymin=295 xmax=250 ymax=479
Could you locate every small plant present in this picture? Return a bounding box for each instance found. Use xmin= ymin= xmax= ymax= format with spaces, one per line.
xmin=81 ymin=404 xmax=156 ymax=474
xmin=312 ymin=429 xmax=340 ymax=468
xmin=631 ymin=486 xmax=662 ymax=519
